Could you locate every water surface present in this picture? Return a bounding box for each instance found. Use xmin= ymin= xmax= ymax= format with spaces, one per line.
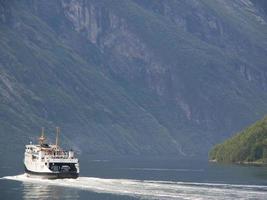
xmin=1 ymin=157 xmax=267 ymax=199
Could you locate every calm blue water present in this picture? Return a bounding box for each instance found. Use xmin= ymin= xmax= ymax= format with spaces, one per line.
xmin=1 ymin=156 xmax=267 ymax=199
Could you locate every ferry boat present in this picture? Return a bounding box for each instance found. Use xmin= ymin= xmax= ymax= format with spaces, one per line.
xmin=24 ymin=127 xmax=79 ymax=179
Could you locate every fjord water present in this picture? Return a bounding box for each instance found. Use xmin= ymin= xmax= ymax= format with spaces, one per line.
xmin=1 ymin=157 xmax=267 ymax=200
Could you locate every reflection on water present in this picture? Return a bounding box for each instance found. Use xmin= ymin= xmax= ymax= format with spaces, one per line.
xmin=22 ymin=181 xmax=79 ymax=200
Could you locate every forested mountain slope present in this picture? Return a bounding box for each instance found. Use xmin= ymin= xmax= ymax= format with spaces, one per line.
xmin=209 ymin=116 xmax=267 ymax=163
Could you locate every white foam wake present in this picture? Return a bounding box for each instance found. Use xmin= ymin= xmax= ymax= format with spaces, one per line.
xmin=3 ymin=174 xmax=267 ymax=200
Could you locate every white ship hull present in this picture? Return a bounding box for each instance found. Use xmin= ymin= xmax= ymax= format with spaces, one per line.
xmin=24 ymin=128 xmax=80 ymax=179
xmin=24 ymin=150 xmax=79 ymax=179
xmin=24 ymin=165 xmax=78 ymax=179
xmin=24 ymin=138 xmax=79 ymax=179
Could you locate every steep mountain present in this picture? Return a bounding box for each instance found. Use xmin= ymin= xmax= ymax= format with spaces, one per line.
xmin=209 ymin=116 xmax=267 ymax=163
xmin=0 ymin=0 xmax=267 ymax=167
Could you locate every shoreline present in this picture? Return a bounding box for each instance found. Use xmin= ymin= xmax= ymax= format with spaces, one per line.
xmin=209 ymin=159 xmax=267 ymax=166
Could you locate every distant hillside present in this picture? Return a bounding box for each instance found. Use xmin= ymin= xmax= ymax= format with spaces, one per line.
xmin=0 ymin=0 xmax=267 ymax=168
xmin=209 ymin=116 xmax=267 ymax=163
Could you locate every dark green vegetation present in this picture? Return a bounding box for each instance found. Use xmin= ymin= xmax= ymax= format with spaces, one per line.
xmin=209 ymin=116 xmax=267 ymax=164
xmin=0 ymin=0 xmax=267 ymax=168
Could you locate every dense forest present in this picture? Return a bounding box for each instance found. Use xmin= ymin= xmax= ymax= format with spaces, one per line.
xmin=209 ymin=116 xmax=267 ymax=163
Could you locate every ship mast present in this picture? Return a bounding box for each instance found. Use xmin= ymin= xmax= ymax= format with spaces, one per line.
xmin=39 ymin=127 xmax=46 ymax=145
xmin=55 ymin=127 xmax=60 ymax=149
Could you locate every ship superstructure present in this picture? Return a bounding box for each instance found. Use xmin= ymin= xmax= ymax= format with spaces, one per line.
xmin=24 ymin=127 xmax=79 ymax=179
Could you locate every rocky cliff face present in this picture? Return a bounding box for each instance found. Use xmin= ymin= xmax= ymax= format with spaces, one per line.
xmin=58 ymin=0 xmax=267 ymax=137
xmin=0 ymin=0 xmax=267 ymax=163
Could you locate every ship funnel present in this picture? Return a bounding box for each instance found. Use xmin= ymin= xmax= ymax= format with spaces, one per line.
xmin=69 ymin=150 xmax=74 ymax=158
